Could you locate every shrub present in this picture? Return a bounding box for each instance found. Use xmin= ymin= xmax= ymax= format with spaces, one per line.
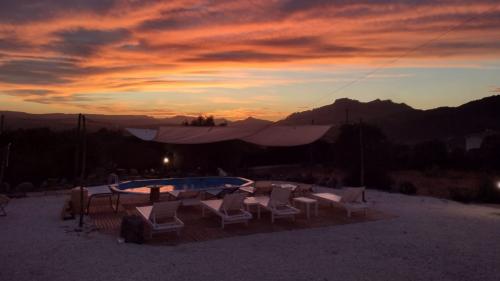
xmin=399 ymin=181 xmax=417 ymax=195
xmin=16 ymin=182 xmax=35 ymax=192
xmin=448 ymin=187 xmax=476 ymax=203
xmin=422 ymin=166 xmax=441 ymax=178
xmin=476 ymin=178 xmax=500 ymax=203
xmin=343 ymin=169 xmax=393 ymax=190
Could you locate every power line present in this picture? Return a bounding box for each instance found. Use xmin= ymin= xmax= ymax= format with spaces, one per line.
xmin=307 ymin=7 xmax=498 ymax=110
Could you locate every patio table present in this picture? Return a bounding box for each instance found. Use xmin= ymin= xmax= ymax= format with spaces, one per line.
xmin=244 ymin=197 xmax=261 ymax=219
xmin=293 ymin=197 xmax=318 ymax=219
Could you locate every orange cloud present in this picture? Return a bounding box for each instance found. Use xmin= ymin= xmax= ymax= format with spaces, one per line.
xmin=0 ymin=0 xmax=499 ymax=120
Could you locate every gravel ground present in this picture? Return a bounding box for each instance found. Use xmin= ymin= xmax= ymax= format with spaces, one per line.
xmin=1 ymin=190 xmax=499 ymax=281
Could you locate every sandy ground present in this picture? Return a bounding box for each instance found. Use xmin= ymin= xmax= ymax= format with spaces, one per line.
xmin=1 ymin=190 xmax=499 ymax=281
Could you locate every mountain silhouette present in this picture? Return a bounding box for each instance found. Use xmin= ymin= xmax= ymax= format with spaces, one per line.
xmin=280 ymin=95 xmax=500 ymax=142
xmin=2 ymin=95 xmax=499 ymax=142
xmin=281 ymin=98 xmax=414 ymax=125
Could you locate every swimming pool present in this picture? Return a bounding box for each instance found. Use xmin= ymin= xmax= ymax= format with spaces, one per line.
xmin=112 ymin=177 xmax=253 ymax=194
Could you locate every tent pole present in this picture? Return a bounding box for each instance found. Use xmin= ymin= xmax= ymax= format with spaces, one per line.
xmin=359 ymin=119 xmax=366 ymax=201
xmin=79 ymin=115 xmax=87 ymax=228
xmin=74 ymin=114 xmax=82 ymax=184
xmin=359 ymin=119 xmax=364 ymax=186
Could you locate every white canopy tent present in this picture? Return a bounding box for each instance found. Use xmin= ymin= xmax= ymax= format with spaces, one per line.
xmin=127 ymin=124 xmax=332 ymax=147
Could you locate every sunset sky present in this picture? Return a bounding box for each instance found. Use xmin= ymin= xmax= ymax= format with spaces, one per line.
xmin=0 ymin=0 xmax=499 ymax=120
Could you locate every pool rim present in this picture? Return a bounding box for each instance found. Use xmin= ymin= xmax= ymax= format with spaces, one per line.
xmin=109 ymin=176 xmax=254 ymax=195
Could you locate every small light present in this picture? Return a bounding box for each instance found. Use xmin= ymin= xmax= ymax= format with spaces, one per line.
xmin=163 ymin=157 xmax=169 ymax=164
xmin=497 ymin=181 xmax=500 ymax=189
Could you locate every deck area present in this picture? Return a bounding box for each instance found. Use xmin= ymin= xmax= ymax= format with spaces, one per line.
xmin=88 ymin=195 xmax=393 ymax=245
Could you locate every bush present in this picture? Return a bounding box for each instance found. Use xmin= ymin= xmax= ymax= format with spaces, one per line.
xmin=343 ymin=169 xmax=393 ymax=190
xmin=476 ymin=178 xmax=500 ymax=203
xmin=16 ymin=182 xmax=35 ymax=192
xmin=399 ymin=181 xmax=417 ymax=195
xmin=448 ymin=187 xmax=476 ymax=203
xmin=422 ymin=166 xmax=441 ymax=178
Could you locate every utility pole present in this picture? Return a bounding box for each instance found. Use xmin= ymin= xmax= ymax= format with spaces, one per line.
xmin=359 ymin=119 xmax=366 ymax=202
xmin=78 ymin=114 xmax=87 ymax=228
xmin=0 ymin=115 xmax=9 ymax=188
xmin=359 ymin=119 xmax=365 ymax=186
xmin=74 ymin=114 xmax=82 ymax=183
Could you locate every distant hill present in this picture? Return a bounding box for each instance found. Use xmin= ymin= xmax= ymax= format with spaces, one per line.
xmin=281 ymin=98 xmax=415 ymax=125
xmin=280 ymin=95 xmax=500 ymax=142
xmin=2 ymin=95 xmax=500 ymax=142
xmin=378 ymin=95 xmax=500 ymax=142
xmin=230 ymin=117 xmax=273 ymax=127
xmin=0 ymin=111 xmax=229 ymax=131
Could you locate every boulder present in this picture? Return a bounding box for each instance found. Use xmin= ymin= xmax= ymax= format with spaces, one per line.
xmin=16 ymin=182 xmax=35 ymax=192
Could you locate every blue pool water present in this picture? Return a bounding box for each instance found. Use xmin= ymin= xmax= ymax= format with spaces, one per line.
xmin=116 ymin=177 xmax=252 ymax=193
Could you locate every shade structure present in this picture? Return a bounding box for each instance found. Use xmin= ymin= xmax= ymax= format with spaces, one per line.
xmin=241 ymin=125 xmax=332 ymax=146
xmin=127 ymin=124 xmax=332 ymax=147
xmin=127 ymin=128 xmax=157 ymax=141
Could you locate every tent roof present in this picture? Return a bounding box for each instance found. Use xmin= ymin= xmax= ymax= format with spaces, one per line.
xmin=127 ymin=124 xmax=332 ymax=147
xmin=241 ymin=125 xmax=332 ymax=146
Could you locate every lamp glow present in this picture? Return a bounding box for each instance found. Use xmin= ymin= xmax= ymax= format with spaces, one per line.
xmin=497 ymin=181 xmax=500 ymax=189
xmin=163 ymin=157 xmax=169 ymax=164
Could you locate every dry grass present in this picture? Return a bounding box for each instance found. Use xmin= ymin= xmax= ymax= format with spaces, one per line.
xmin=391 ymin=170 xmax=488 ymax=198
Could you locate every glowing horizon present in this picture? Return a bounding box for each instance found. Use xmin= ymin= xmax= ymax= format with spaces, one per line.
xmin=0 ymin=0 xmax=499 ymax=121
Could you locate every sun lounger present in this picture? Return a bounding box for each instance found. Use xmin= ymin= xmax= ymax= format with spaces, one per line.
xmin=311 ymin=187 xmax=368 ymax=217
xmin=136 ymin=201 xmax=184 ymax=238
xmin=216 ymin=186 xmax=240 ymax=199
xmin=256 ymin=188 xmax=300 ymax=223
xmin=85 ymin=185 xmax=119 ymax=214
xmin=201 ymin=193 xmax=252 ymax=228
xmin=168 ymin=190 xmax=201 ymax=206
xmin=238 ymin=185 xmax=255 ymax=194
xmin=0 ymin=194 xmax=9 ymax=216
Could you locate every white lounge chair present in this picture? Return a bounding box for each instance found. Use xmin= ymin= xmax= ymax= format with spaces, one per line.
xmin=201 ymin=193 xmax=252 ymax=228
xmin=168 ymin=190 xmax=201 ymax=206
xmin=136 ymin=201 xmax=184 ymax=238
xmin=256 ymin=188 xmax=300 ymax=223
xmin=311 ymin=187 xmax=368 ymax=217
xmin=85 ymin=185 xmax=118 ymax=214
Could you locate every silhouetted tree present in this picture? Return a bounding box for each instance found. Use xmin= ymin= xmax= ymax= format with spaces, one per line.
xmin=184 ymin=115 xmax=216 ymax=126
